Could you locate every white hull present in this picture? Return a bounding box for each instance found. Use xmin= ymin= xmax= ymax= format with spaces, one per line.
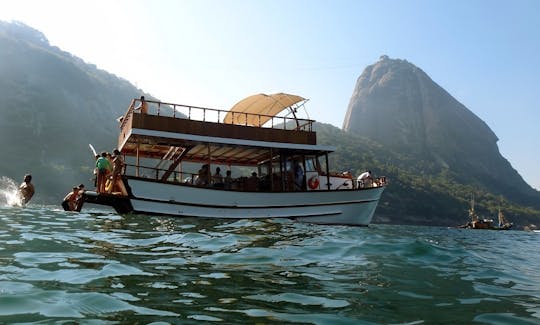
xmin=125 ymin=178 xmax=384 ymax=226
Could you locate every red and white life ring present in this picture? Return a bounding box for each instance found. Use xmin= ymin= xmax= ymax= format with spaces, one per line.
xmin=308 ymin=175 xmax=320 ymax=189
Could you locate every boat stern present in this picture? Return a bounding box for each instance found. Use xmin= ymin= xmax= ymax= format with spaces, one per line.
xmin=82 ymin=191 xmax=133 ymax=214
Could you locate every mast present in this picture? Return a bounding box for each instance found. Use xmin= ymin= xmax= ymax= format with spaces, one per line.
xmin=469 ymin=194 xmax=478 ymax=222
xmin=498 ymin=207 xmax=505 ymax=226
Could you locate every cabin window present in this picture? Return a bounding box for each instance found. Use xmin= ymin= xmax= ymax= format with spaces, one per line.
xmin=305 ymin=156 xmax=318 ymax=172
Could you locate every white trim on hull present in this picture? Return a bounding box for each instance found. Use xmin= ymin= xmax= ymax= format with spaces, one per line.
xmin=126 ymin=178 xmax=384 ymax=226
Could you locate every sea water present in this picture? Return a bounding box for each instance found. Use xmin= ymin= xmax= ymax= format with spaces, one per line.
xmin=0 ymin=205 xmax=539 ymax=324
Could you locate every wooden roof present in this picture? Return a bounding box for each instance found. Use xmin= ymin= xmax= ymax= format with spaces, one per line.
xmin=118 ymin=113 xmax=332 ymax=166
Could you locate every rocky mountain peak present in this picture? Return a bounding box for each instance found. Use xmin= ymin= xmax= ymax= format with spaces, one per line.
xmin=342 ymin=56 xmax=531 ymax=196
xmin=343 ymin=56 xmax=497 ymax=158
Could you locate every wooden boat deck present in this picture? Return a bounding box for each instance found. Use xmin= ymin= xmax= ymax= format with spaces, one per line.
xmin=116 ymin=99 xmax=325 ymax=164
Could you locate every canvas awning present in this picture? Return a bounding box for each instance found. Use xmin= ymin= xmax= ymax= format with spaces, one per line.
xmin=223 ymin=93 xmax=306 ymax=127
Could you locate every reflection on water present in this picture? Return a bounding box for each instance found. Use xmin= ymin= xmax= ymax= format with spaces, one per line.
xmin=0 ymin=205 xmax=539 ymax=324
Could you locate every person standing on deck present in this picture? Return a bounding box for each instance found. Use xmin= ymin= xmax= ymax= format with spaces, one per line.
xmin=134 ymin=96 xmax=148 ymax=114
xmin=108 ymin=149 xmax=125 ymax=194
xmin=96 ymin=152 xmax=112 ymax=193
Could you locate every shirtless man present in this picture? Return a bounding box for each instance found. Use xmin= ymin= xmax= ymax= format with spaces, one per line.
xmin=61 ymin=187 xmax=79 ymax=211
xmin=134 ymin=96 xmax=148 ymax=114
xmin=19 ymin=174 xmax=35 ymax=205
xmin=108 ymin=149 xmax=125 ymax=193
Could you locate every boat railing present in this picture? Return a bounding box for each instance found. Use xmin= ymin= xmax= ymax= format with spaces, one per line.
xmin=121 ymin=98 xmax=314 ymax=132
xmin=125 ymin=163 xmax=198 ymax=184
xmin=124 ymin=163 xmax=387 ymax=191
xmin=123 ymin=163 xmax=258 ymax=191
xmin=124 ymin=164 xmax=294 ymax=192
xmin=354 ymin=176 xmax=388 ymax=189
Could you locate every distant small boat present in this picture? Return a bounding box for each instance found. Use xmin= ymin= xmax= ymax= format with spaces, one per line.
xmin=458 ymin=196 xmax=512 ymax=230
xmin=523 ymin=224 xmax=538 ymax=232
xmin=496 ymin=208 xmax=513 ymax=230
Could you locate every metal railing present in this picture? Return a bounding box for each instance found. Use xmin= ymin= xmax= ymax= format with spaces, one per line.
xmin=125 ymin=164 xmax=196 ymax=184
xmin=124 ymin=163 xmax=387 ymax=191
xmin=120 ymin=98 xmax=314 ymax=132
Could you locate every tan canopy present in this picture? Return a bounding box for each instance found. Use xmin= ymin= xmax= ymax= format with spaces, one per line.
xmin=223 ymin=93 xmax=306 ymax=127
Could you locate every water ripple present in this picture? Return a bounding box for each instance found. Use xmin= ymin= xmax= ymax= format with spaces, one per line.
xmin=0 ymin=206 xmax=538 ymax=324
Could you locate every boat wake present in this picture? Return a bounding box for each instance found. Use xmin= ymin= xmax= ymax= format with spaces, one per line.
xmin=0 ymin=176 xmax=23 ymax=207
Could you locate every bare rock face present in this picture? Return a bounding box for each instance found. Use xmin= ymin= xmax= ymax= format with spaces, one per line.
xmin=342 ymin=56 xmax=537 ymax=202
xmin=343 ymin=56 xmax=499 ymax=170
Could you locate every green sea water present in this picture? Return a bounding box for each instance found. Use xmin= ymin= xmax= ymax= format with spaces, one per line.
xmin=0 ymin=205 xmax=539 ymax=324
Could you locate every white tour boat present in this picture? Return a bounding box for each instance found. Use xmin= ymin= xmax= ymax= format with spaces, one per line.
xmin=80 ymin=93 xmax=386 ymax=226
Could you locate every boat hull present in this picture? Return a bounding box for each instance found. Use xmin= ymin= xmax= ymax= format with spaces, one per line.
xmin=85 ymin=178 xmax=385 ymax=226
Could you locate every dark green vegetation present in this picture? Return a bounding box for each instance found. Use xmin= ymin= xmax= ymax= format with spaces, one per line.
xmin=341 ymin=55 xmax=540 ymax=227
xmin=317 ymin=123 xmax=540 ymax=227
xmin=0 ymin=21 xmax=149 ymax=202
xmin=1 ymin=22 xmax=538 ymax=226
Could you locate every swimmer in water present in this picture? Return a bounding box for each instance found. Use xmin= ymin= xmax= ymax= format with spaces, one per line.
xmin=19 ymin=174 xmax=35 ymax=205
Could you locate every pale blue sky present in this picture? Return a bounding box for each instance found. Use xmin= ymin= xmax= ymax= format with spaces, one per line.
xmin=2 ymin=0 xmax=539 ymax=190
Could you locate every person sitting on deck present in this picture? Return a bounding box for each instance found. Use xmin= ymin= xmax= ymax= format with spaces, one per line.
xmin=357 ymin=170 xmax=372 ymax=188
xmin=224 ymin=170 xmax=233 ymax=189
xmin=245 ymin=171 xmax=259 ymax=191
xmin=195 ymin=164 xmax=210 ymax=186
xmin=212 ymin=167 xmax=224 ymax=188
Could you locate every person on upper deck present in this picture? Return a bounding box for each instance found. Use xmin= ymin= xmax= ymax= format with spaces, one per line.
xmin=134 ymin=96 xmax=148 ymax=114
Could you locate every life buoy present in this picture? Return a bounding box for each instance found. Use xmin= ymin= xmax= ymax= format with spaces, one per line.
xmin=308 ymin=175 xmax=320 ymax=189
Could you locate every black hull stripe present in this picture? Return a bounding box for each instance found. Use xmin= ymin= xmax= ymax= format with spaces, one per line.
xmin=129 ymin=196 xmax=380 ymax=210
xmin=129 ymin=209 xmax=343 ymax=219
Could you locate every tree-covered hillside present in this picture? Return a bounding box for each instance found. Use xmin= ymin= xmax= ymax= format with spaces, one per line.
xmin=0 ymin=21 xmax=149 ymax=202
xmin=316 ymin=122 xmax=540 ymax=227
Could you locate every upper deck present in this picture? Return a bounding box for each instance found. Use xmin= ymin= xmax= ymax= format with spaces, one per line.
xmin=117 ymin=98 xmax=330 ymax=161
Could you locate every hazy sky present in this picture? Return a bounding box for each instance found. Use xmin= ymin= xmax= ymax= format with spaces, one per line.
xmin=2 ymin=0 xmax=539 ymax=190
